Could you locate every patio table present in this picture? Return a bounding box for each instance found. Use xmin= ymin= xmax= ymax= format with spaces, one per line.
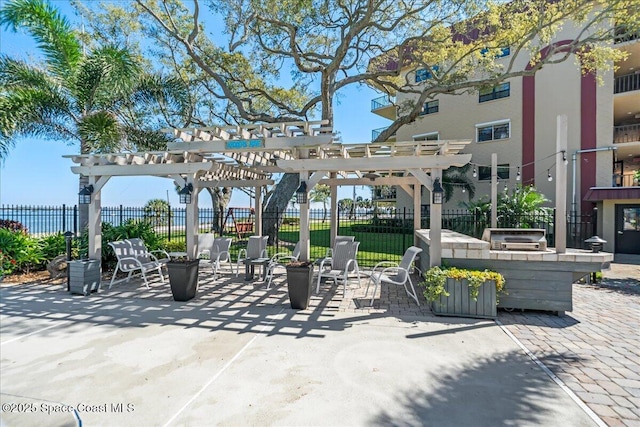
xmin=243 ymin=257 xmax=270 ymax=281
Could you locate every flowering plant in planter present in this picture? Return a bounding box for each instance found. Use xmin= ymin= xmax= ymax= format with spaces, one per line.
xmin=420 ymin=266 xmax=506 ymax=302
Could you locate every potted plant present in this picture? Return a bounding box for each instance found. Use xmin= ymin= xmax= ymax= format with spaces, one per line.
xmin=68 ymin=258 xmax=101 ymax=296
xmin=166 ymin=256 xmax=200 ymax=301
xmin=420 ymin=266 xmax=505 ymax=319
xmin=285 ymin=261 xmax=314 ymax=309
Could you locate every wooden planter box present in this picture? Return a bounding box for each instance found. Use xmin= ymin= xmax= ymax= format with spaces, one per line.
xmin=431 ymin=278 xmax=497 ymax=320
xmin=167 ymin=260 xmax=200 ymax=301
xmin=69 ymin=259 xmax=101 ymax=296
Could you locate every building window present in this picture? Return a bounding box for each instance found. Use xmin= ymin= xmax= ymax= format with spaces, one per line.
xmin=476 ymin=120 xmax=510 ymax=142
xmin=413 ymin=132 xmax=439 ymax=141
xmin=415 ymin=65 xmax=439 ymax=83
xmin=479 ymin=82 xmax=510 ymax=103
xmin=478 ymin=164 xmax=510 ymax=181
xmin=419 ymin=100 xmax=439 ymax=115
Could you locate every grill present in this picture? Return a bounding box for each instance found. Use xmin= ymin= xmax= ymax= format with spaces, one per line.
xmin=481 ymin=228 xmax=548 ymax=251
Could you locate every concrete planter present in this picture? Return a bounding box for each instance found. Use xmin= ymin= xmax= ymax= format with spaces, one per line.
xmin=167 ymin=259 xmax=200 ymax=301
xmin=286 ymin=263 xmax=313 ymax=309
xmin=69 ymin=259 xmax=101 ymax=296
xmin=431 ymin=278 xmax=497 ymax=320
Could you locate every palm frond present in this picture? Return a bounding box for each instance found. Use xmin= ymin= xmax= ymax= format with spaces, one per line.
xmin=0 ymin=0 xmax=82 ymax=77
xmin=77 ymin=111 xmax=123 ymax=152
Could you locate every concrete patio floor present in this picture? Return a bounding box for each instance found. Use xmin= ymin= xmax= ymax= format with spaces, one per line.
xmin=0 ymin=260 xmax=636 ymax=426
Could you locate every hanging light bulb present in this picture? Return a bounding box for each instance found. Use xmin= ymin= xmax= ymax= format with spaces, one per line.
xmin=462 ymin=186 xmax=466 ymax=193
xmin=504 ymin=181 xmax=508 ymax=191
xmin=516 ymin=166 xmax=521 ymax=181
xmin=472 ymin=166 xmax=477 ymax=178
xmin=562 ymin=150 xmax=568 ymax=166
xmin=547 ymin=169 xmax=553 ymax=182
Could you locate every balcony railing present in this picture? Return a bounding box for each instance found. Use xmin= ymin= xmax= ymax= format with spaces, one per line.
xmin=614 ymin=26 xmax=640 ymax=44
xmin=614 ymin=73 xmax=640 ymax=93
xmin=373 ymin=187 xmax=397 ymax=201
xmin=613 ymin=172 xmax=640 ymax=187
xmin=371 ymin=127 xmax=396 ymax=141
xmin=614 ymin=124 xmax=640 ymax=143
xmin=371 ymin=95 xmax=395 ymax=111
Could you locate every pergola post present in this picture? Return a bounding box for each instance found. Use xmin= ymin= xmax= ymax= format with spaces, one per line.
xmin=87 ymin=176 xmax=102 ymax=261
xmin=185 ymin=182 xmax=199 ymax=260
xmin=429 ymin=169 xmax=443 ymax=268
xmin=299 ymin=171 xmax=310 ymax=261
xmin=329 ymin=174 xmax=338 ymax=247
xmin=254 ymin=186 xmax=263 ymax=236
xmin=491 ymin=153 xmax=498 ymax=228
xmin=555 ymin=115 xmax=568 ymax=253
xmin=413 ymin=184 xmax=421 ymax=246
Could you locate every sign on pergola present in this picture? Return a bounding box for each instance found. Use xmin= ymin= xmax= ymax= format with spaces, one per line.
xmin=67 ymin=120 xmax=471 ymax=267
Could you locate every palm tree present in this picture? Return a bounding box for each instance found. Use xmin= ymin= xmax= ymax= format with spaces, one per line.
xmin=309 ymin=184 xmax=330 ymax=223
xmin=143 ymin=199 xmax=170 ymax=227
xmin=442 ymin=165 xmax=476 ymax=202
xmin=0 ymin=0 xmax=190 ymax=229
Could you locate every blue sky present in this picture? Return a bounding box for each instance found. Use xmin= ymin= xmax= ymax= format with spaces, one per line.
xmin=0 ymin=2 xmax=387 ymax=208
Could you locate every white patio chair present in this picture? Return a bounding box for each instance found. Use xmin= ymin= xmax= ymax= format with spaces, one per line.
xmin=196 ymin=233 xmax=216 ymax=259
xmin=325 ymin=235 xmax=355 ymax=259
xmin=365 ymin=246 xmax=423 ymax=306
xmin=316 ymin=241 xmax=361 ymax=296
xmin=210 ymin=237 xmax=233 ymax=279
xmin=264 ymin=241 xmax=301 ymax=289
xmin=126 ymin=238 xmax=170 ymax=266
xmin=236 ymin=236 xmax=269 ymax=278
xmin=108 ymin=240 xmax=165 ymax=289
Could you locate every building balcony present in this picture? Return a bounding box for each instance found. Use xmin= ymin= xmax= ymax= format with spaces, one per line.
xmin=614 ymin=124 xmax=640 ymax=144
xmin=371 ymin=95 xmax=397 ymax=120
xmin=614 ymin=73 xmax=640 ymax=94
xmin=614 ymin=26 xmax=640 ymax=44
xmin=613 ymin=172 xmax=640 ymax=188
xmin=371 ymin=127 xmax=397 ymax=142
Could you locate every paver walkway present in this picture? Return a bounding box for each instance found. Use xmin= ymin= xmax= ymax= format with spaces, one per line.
xmin=499 ymin=257 xmax=640 ymax=427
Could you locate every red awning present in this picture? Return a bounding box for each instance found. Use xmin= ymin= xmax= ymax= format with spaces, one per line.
xmin=584 ymin=187 xmax=640 ymax=201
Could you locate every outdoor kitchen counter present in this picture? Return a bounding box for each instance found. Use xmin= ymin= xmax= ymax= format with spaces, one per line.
xmin=415 ymin=229 xmax=614 ymax=314
xmin=415 ymin=229 xmax=614 ymax=264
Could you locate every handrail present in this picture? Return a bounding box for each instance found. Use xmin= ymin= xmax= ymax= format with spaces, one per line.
xmin=614 ymin=124 xmax=640 ymax=143
xmin=614 ymin=73 xmax=640 ymax=94
xmin=371 ymin=95 xmax=395 ymax=111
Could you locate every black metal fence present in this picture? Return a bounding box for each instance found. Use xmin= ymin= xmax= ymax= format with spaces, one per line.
xmin=1 ymin=204 xmax=598 ymax=265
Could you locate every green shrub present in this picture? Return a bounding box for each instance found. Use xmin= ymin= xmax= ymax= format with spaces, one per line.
xmin=0 ymin=228 xmax=44 ymax=274
xmin=38 ymin=233 xmax=69 ymax=262
xmin=161 ymin=239 xmax=186 ymax=252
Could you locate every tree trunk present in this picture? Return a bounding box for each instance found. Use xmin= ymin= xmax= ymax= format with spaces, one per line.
xmin=262 ymin=172 xmax=299 ymax=243
xmin=206 ymin=187 xmax=232 ymax=233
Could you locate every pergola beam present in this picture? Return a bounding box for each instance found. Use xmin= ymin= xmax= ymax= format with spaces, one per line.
xmin=71 ymin=163 xmax=213 ymax=177
xmin=276 ymin=154 xmax=472 ymax=172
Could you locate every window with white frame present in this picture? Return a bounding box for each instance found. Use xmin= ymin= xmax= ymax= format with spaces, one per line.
xmin=478 ymin=164 xmax=510 ymax=181
xmin=415 ymin=65 xmax=439 ymax=83
xmin=413 ymin=132 xmax=439 ymax=141
xmin=479 ymin=82 xmax=510 ymax=103
xmin=419 ymin=100 xmax=439 ymax=115
xmin=476 ymin=120 xmax=510 ymax=142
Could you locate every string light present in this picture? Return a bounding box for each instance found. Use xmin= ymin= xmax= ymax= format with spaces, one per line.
xmin=547 ymin=169 xmax=553 ymax=182
xmin=504 ymin=181 xmax=508 ymax=191
xmin=462 ymin=187 xmax=466 ymax=193
xmin=472 ymin=166 xmax=477 ymax=178
xmin=562 ymin=150 xmax=568 ymax=166
xmin=516 ymin=167 xmax=521 ymax=181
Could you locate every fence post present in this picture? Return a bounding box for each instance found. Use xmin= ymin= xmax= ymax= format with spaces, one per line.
xmin=73 ymin=205 xmax=78 ymax=236
xmin=403 ymin=207 xmax=407 ymax=250
xmin=62 ymin=204 xmax=66 ymax=232
xmin=119 ymin=204 xmax=123 ymax=226
xmin=167 ymin=204 xmax=172 ymax=241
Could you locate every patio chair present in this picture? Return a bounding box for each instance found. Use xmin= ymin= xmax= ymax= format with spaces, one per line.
xmin=210 ymin=237 xmax=233 ymax=280
xmin=127 ymin=238 xmax=171 ymax=266
xmin=236 ymin=236 xmax=269 ymax=278
xmin=264 ymin=241 xmax=301 ymax=290
xmin=325 ymin=235 xmax=355 ymax=259
xmin=316 ymin=240 xmax=361 ymax=297
xmin=108 ymin=240 xmax=166 ymax=289
xmin=365 ymin=246 xmax=423 ymax=306
xmin=196 ymin=233 xmax=216 ymax=259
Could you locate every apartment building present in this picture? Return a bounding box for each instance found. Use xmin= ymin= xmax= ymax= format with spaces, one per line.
xmin=370 ymin=24 xmax=640 ymax=254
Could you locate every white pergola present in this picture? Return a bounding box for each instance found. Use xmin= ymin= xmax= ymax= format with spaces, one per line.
xmin=67 ymin=120 xmax=472 ymax=268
